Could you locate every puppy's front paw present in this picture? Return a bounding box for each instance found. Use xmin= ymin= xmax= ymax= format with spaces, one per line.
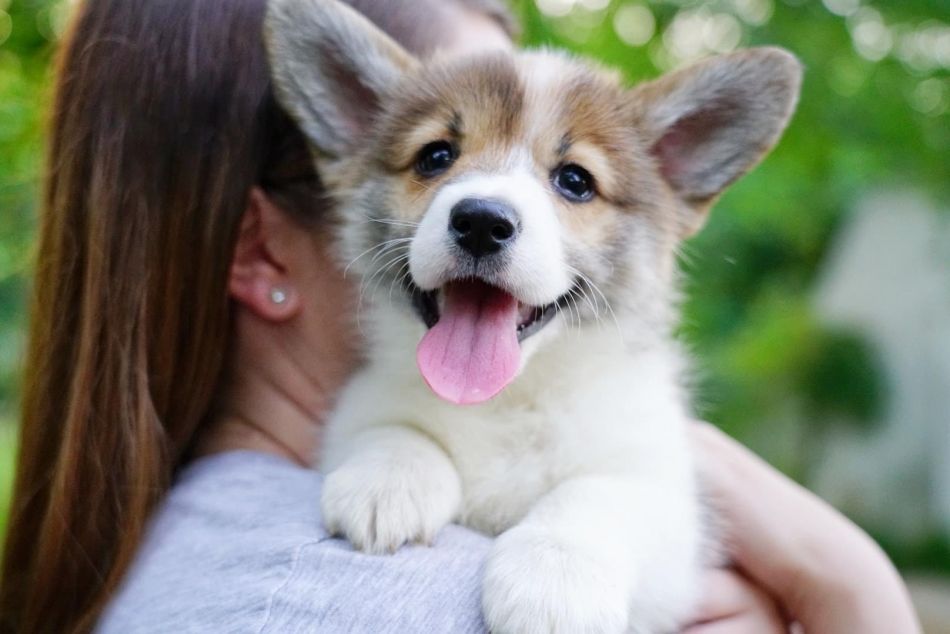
xmin=321 ymin=443 xmax=462 ymax=554
xmin=483 ymin=526 xmax=630 ymax=634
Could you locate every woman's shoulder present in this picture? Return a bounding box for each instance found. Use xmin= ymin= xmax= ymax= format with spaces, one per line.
xmin=97 ymin=451 xmax=490 ymax=634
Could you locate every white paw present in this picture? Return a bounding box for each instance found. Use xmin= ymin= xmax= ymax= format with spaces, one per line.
xmin=483 ymin=526 xmax=630 ymax=634
xmin=320 ymin=443 xmax=462 ymax=554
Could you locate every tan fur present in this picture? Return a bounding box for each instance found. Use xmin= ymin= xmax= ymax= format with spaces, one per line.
xmin=323 ymin=50 xmax=678 ymax=279
xmin=274 ymin=38 xmax=801 ymax=333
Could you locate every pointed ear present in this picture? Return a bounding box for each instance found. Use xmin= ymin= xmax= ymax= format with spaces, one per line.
xmin=630 ymin=47 xmax=802 ymax=236
xmin=264 ymin=0 xmax=417 ymax=157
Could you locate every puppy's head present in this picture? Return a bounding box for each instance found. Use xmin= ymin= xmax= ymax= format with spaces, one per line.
xmin=265 ymin=0 xmax=802 ymax=405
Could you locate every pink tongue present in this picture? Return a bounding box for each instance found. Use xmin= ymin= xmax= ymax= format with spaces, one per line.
xmin=417 ymin=280 xmax=521 ymax=405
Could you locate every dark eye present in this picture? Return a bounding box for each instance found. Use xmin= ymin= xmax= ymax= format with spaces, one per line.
xmin=553 ymin=163 xmax=596 ymax=202
xmin=415 ymin=141 xmax=457 ymax=177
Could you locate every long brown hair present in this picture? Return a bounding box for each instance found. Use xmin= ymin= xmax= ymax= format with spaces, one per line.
xmin=0 ymin=0 xmax=513 ymax=632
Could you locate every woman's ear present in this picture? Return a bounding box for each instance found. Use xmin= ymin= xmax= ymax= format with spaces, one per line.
xmin=229 ymin=187 xmax=304 ymax=321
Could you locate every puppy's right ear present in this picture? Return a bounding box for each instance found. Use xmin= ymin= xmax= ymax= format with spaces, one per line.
xmin=264 ymin=0 xmax=416 ymax=157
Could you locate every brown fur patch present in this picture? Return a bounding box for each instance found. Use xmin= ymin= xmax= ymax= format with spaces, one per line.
xmin=514 ymin=53 xmax=675 ymax=251
xmin=377 ymin=53 xmax=524 ymax=171
xmin=348 ymin=48 xmax=683 ymax=257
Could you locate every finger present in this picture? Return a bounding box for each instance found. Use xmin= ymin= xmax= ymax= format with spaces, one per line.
xmin=683 ymin=612 xmax=786 ymax=634
xmin=691 ymin=569 xmax=756 ymax=621
xmin=685 ymin=569 xmax=787 ymax=634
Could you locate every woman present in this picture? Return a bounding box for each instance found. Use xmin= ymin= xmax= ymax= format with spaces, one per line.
xmin=0 ymin=0 xmax=920 ymax=632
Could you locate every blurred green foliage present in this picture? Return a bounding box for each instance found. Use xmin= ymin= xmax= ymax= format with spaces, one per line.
xmin=0 ymin=420 xmax=15 ymax=540
xmin=1 ymin=0 xmax=60 ymax=417
xmin=513 ymin=0 xmax=949 ymax=570
xmin=0 ymin=0 xmax=947 ymax=567
xmin=514 ymin=0 xmax=948 ymax=443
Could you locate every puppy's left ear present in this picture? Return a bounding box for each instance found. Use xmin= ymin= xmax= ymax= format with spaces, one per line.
xmin=630 ymin=47 xmax=802 ymax=237
xmin=264 ymin=0 xmax=417 ymax=157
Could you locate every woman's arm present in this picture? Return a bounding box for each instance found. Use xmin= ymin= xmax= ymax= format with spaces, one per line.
xmin=687 ymin=423 xmax=921 ymax=634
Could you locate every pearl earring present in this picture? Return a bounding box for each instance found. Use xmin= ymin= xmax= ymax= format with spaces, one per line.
xmin=270 ymin=287 xmax=288 ymax=305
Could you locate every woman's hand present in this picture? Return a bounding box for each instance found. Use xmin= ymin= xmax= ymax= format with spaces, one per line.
xmin=686 ymin=422 xmax=921 ymax=634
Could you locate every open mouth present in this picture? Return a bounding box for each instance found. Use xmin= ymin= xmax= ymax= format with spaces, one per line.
xmin=410 ymin=280 xmax=560 ymax=343
xmin=409 ymin=278 xmax=571 ymax=406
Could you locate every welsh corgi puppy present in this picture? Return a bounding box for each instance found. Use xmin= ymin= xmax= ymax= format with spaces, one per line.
xmin=265 ymin=1 xmax=801 ymax=631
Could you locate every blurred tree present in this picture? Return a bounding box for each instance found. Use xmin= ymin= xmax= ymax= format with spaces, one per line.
xmin=513 ymin=0 xmax=949 ymax=571
xmin=514 ymin=0 xmax=947 ymax=447
xmin=0 ymin=0 xmax=63 ymax=417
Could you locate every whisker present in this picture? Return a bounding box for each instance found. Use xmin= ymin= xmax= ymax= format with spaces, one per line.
xmin=356 ymin=248 xmax=409 ymax=324
xmin=373 ymin=259 xmax=411 ymax=303
xmin=569 ymin=265 xmax=622 ymax=337
xmin=574 ymin=280 xmax=599 ymax=318
xmin=369 ymin=238 xmax=412 ymax=265
xmin=409 ymin=178 xmax=435 ymax=193
xmin=562 ymin=291 xmax=574 ymax=332
xmin=363 ymin=217 xmax=420 ymax=228
xmin=569 ymin=291 xmax=583 ymax=335
xmin=389 ymin=261 xmax=412 ymax=304
xmin=344 ymin=238 xmax=409 ymax=276
xmin=363 ymin=251 xmax=408 ymax=291
xmin=365 ymin=252 xmax=410 ymax=300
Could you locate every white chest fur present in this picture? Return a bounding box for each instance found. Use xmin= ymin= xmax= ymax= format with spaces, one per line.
xmin=319 ymin=304 xmax=704 ymax=634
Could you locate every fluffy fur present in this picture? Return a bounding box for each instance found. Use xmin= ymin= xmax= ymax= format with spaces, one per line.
xmin=265 ymin=1 xmax=801 ymax=632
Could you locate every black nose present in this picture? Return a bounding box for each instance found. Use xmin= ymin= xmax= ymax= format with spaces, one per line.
xmin=449 ymin=198 xmax=519 ymax=258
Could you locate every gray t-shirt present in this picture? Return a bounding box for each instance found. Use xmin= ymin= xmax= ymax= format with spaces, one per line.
xmin=97 ymin=451 xmax=491 ymax=633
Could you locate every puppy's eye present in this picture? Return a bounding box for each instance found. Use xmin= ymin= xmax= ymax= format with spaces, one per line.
xmin=415 ymin=141 xmax=457 ymax=177
xmin=553 ymin=164 xmax=596 ymax=203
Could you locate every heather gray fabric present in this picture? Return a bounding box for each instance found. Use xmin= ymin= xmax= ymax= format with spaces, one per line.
xmin=97 ymin=451 xmax=490 ymax=634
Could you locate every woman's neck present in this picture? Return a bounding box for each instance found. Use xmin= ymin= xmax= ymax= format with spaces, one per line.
xmin=196 ymin=307 xmax=358 ymax=467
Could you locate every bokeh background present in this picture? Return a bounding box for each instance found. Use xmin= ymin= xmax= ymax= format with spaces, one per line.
xmin=1 ymin=0 xmax=948 ymax=626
